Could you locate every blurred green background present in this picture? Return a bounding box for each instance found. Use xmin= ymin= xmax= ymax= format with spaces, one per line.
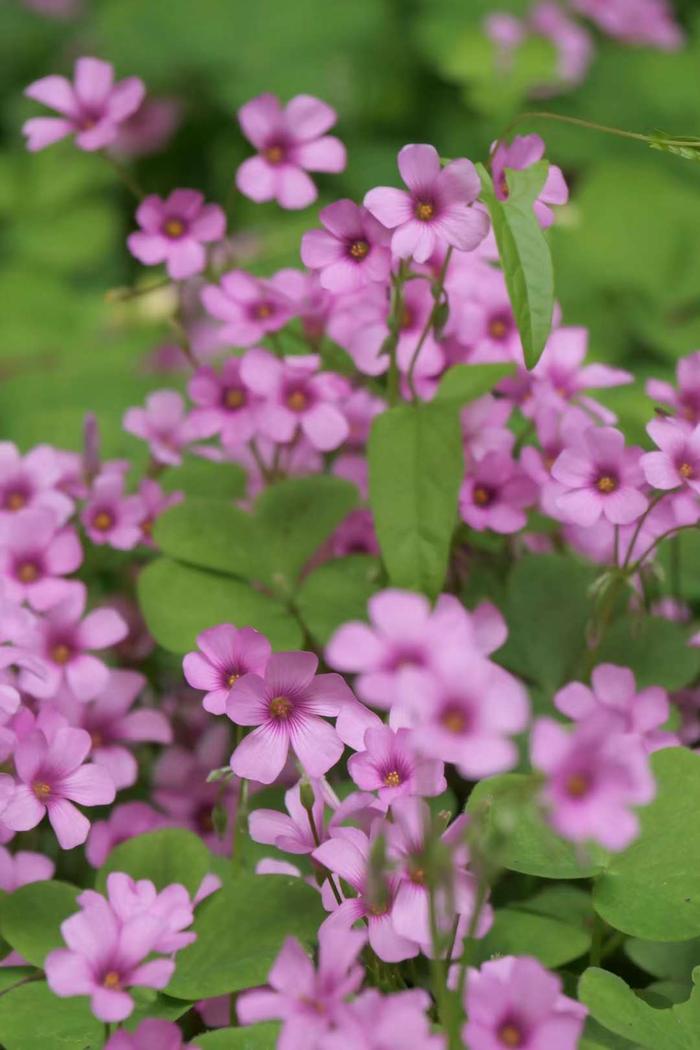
xmin=1 ymin=0 xmax=700 ymax=459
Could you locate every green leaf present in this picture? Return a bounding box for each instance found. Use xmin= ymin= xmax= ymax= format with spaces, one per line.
xmin=626 ymin=937 xmax=700 ymax=981
xmin=434 ymin=363 xmax=515 ymax=405
xmin=466 ymin=773 xmax=606 ymax=879
xmin=295 ymin=555 xmax=381 ymax=646
xmin=95 ymin=829 xmax=212 ymax=895
xmin=196 ymin=1025 xmax=279 ymax=1049
xmin=597 ymin=617 xmax=700 ymax=690
xmin=137 ymin=557 xmax=302 ymax=654
xmin=594 ymin=748 xmax=700 ymax=940
xmin=649 ymin=133 xmax=700 ymax=163
xmin=0 ymin=980 xmax=103 ymax=1050
xmin=161 ymin=457 xmax=248 ymax=500
xmin=476 ymin=906 xmax=590 ymax=967
xmin=368 ymin=402 xmax=463 ymax=597
xmin=580 ymin=1017 xmax=639 ymax=1050
xmin=152 ymin=499 xmax=258 ymax=577
xmin=167 ymin=874 xmax=324 ymax=999
xmin=478 ymin=162 xmax=555 ymax=368
xmin=0 ymin=881 xmax=78 ymax=968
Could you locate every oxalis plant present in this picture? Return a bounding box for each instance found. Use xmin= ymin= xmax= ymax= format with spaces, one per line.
xmin=3 ymin=40 xmax=700 ymax=1050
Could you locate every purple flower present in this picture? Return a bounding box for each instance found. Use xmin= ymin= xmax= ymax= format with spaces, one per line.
xmin=81 ymin=471 xmax=146 ymax=550
xmin=19 ymin=587 xmax=128 ymax=702
xmin=105 ymin=1019 xmax=197 ymax=1050
xmin=81 ymin=871 xmax=196 ymax=954
xmin=2 ymin=726 xmax=115 ymax=848
xmin=183 ymin=624 xmax=272 ymax=715
xmin=240 ymin=349 xmax=350 ymax=451
xmin=460 ymin=450 xmax=537 ymax=534
xmin=0 ymin=844 xmax=54 ymax=890
xmin=301 ymin=199 xmax=391 ymax=292
xmin=123 ymin=391 xmax=216 ymax=467
xmin=531 ymin=717 xmax=655 ymax=851
xmin=364 ymin=144 xmax=489 ymax=263
xmin=491 ymin=135 xmax=568 ymax=228
xmin=642 ymin=418 xmax=700 ymax=493
xmin=552 ymin=425 xmax=648 ymax=526
xmin=187 ymin=357 xmax=263 ymax=448
xmin=127 ymin=189 xmax=226 ymax=280
xmin=227 ymin=651 xmax=352 ymax=784
xmin=236 ymin=92 xmax=346 ymax=210
xmin=321 ymin=988 xmax=443 ymax=1050
xmin=0 ymin=508 xmax=82 ymax=608
xmin=464 ymin=955 xmax=587 ymax=1050
xmin=0 ymin=442 xmax=73 ymax=525
xmin=555 ymin=663 xmax=677 ymax=753
xmin=23 ymin=57 xmax=145 ymax=152
xmin=201 ymin=269 xmax=295 ymax=346
xmin=348 ymin=726 xmax=446 ymax=804
xmin=237 ymin=925 xmax=366 ymax=1048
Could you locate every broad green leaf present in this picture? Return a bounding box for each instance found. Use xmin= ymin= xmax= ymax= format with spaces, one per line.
xmin=0 ymin=969 xmax=34 ymax=994
xmin=594 ymin=748 xmax=700 ymax=940
xmin=0 ymin=881 xmax=78 ymax=968
xmin=368 ymin=402 xmax=463 ymax=598
xmin=0 ymin=980 xmax=103 ymax=1050
xmin=478 ymin=162 xmax=555 ymax=368
xmin=125 ymin=992 xmax=192 ymax=1030
xmin=137 ymin=557 xmax=302 ymax=654
xmin=295 ymin=555 xmax=381 ymax=646
xmin=476 ymin=906 xmax=590 ymax=967
xmin=597 ymin=617 xmax=700 ymax=690
xmin=626 ymin=937 xmax=700 ymax=981
xmin=161 ymin=457 xmax=248 ymax=500
xmin=167 ymin=875 xmax=324 ymax=999
xmin=580 ymin=1017 xmax=640 ymax=1049
xmin=467 ymin=773 xmax=606 ymax=879
xmin=152 ymin=499 xmax=259 ymax=577
xmin=95 ymin=829 xmax=212 ymax=895
xmin=196 ymin=1025 xmax=279 ymax=1049
xmin=434 ymin=363 xmax=515 ymax=405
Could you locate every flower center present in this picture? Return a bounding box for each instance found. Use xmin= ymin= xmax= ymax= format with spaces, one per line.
xmin=269 ymin=695 xmax=292 ymax=719
xmin=4 ymin=491 xmax=27 ymax=511
xmin=596 ymin=474 xmax=617 ymax=494
xmin=565 ymin=772 xmax=591 ymax=799
xmin=93 ymin=510 xmax=114 ymax=532
xmin=400 ymin=306 xmax=414 ymax=330
xmin=384 ymin=769 xmax=401 ymax=788
xmin=367 ymin=901 xmax=389 ymax=917
xmin=441 ymin=707 xmax=468 ymax=734
xmin=226 ymin=672 xmax=240 ymax=687
xmin=102 ymin=971 xmax=121 ymax=990
xmin=498 ymin=1022 xmax=524 ymax=1048
xmin=163 ymin=218 xmax=186 ymax=239
xmin=17 ymin=561 xmax=40 ymax=583
xmin=415 ymin=201 xmax=434 ymax=221
xmin=489 ymin=318 xmax=508 ymax=339
xmin=224 ymin=388 xmax=246 ymax=410
xmin=142 ymin=518 xmax=154 ymax=537
xmin=51 ymin=643 xmax=72 ymax=665
xmin=286 ymin=390 xmax=308 ymax=413
xmin=409 ymin=866 xmax=426 ymax=885
xmin=473 ymin=485 xmax=494 ymax=507
xmin=32 ymin=780 xmax=52 ymax=800
xmin=263 ymin=145 xmax=285 ymax=165
xmin=90 ymin=730 xmax=104 ymax=749
xmin=255 ymin=302 xmax=273 ymax=320
xmin=349 ymin=239 xmax=370 ymax=259
xmin=680 ymin=461 xmax=694 ymax=479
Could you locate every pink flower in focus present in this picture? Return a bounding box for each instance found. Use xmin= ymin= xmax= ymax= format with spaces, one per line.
xmin=201 ymin=270 xmax=295 ymax=346
xmin=183 ymin=624 xmax=272 ymax=715
xmin=531 ymin=717 xmax=655 ymax=851
xmin=464 ymin=955 xmax=587 ymax=1050
xmin=641 ymin=418 xmax=700 ymax=493
xmin=460 ymin=449 xmax=537 ymax=534
xmin=552 ymin=426 xmax=648 ymax=526
xmin=0 ymin=508 xmax=82 ymax=607
xmin=3 ymin=726 xmax=115 ymax=848
xmin=81 ymin=472 xmax=146 ymax=550
xmin=236 ymin=93 xmax=346 ymax=210
xmin=491 ymin=134 xmax=568 ymax=228
xmin=0 ymin=443 xmax=73 ymax=525
xmin=227 ymin=651 xmax=352 ymax=784
xmin=240 ymin=349 xmax=350 ymax=451
xmin=237 ymin=925 xmax=365 ymax=1047
xmin=23 ymin=57 xmax=145 ymax=152
xmin=123 ymin=391 xmax=216 ymax=467
xmin=127 ymin=190 xmax=226 ymax=280
xmin=0 ymin=844 xmax=54 ymax=889
xmin=105 ymin=1019 xmax=197 ymax=1050
xmin=364 ymin=144 xmax=489 ymax=263
xmin=187 ymin=357 xmax=263 ymax=448
xmin=348 ymin=726 xmax=446 ymax=804
xmin=301 ymin=199 xmax=391 ymax=292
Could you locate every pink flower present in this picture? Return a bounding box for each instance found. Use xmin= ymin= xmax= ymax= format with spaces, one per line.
xmin=555 ymin=663 xmax=677 ymax=753
xmin=237 ymin=925 xmax=366 ymax=1048
xmin=464 ymin=955 xmax=587 ymax=1050
xmin=81 ymin=871 xmax=196 ymax=953
xmin=127 ymin=190 xmax=226 ymax=280
xmin=240 ymin=349 xmax=350 ymax=451
xmin=460 ymin=450 xmax=537 ymax=534
xmin=137 ymin=478 xmax=182 ymax=545
xmin=123 ymin=390 xmax=216 ymax=467
xmin=571 ymin=0 xmax=683 ymax=49
xmin=23 ymin=57 xmax=145 ymax=152
xmin=81 ymin=472 xmax=146 ymax=550
xmin=227 ymin=651 xmax=352 ymax=784
xmin=322 ymin=988 xmax=443 ymax=1050
xmin=86 ymin=802 xmax=169 ymax=868
xmin=249 ymin=779 xmax=327 ymax=855
xmin=348 ymin=726 xmax=445 ymax=804
xmin=641 ymin=418 xmax=700 ymax=493
xmin=301 ymin=199 xmax=391 ymax=292
xmin=183 ymin=624 xmax=272 ymax=715
xmin=529 ymin=326 xmax=632 ymax=413
xmin=364 ymin=144 xmax=489 ymax=263
xmin=187 ymin=357 xmax=263 ymax=448
xmin=0 ymin=844 xmax=54 ymax=890
xmin=201 ymin=269 xmax=295 ymax=346
xmin=236 ymin=93 xmax=346 ymax=210
xmin=2 ymin=726 xmax=115 ymax=848
xmin=0 ymin=442 xmax=73 ymax=525
xmin=19 ymin=587 xmax=128 ymax=702
xmin=111 ymin=96 xmax=181 ymax=158
xmin=529 ymin=2 xmax=594 ymax=87
xmin=531 ymin=717 xmax=655 ymax=851
xmin=0 ymin=508 xmax=82 ymax=608
xmin=552 ymin=426 xmax=648 ymax=526
xmin=105 ymin=1019 xmax=197 ymax=1050
xmin=45 ymin=886 xmax=189 ymax=1022
xmin=491 ymin=134 xmax=568 ymax=228
xmin=647 ymin=351 xmax=700 ymax=423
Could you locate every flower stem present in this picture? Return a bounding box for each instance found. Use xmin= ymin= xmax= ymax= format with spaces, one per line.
xmin=101 ymin=151 xmax=145 ymax=199
xmin=406 ymin=247 xmax=453 ymax=401
xmin=231 ymin=774 xmax=249 ymax=874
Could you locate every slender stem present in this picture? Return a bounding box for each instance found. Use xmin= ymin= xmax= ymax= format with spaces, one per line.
xmin=385 ymin=270 xmax=406 ymax=406
xmin=248 ymin=438 xmax=272 ymax=484
xmin=506 ymin=110 xmax=668 ymax=146
xmin=105 ymin=276 xmax=172 ymax=302
xmin=454 ymin=876 xmax=490 ymax=1015
xmin=622 ymin=490 xmax=667 ymax=569
xmin=406 ymin=248 xmax=453 ymax=401
xmin=0 ymin=971 xmax=42 ymax=999
xmin=589 ymin=912 xmax=604 ymax=967
xmin=671 ymin=532 xmax=682 ymax=600
xmin=630 ymin=522 xmax=699 ymax=573
xmin=306 ymin=808 xmax=343 ymax=906
xmin=101 ymin=151 xmax=145 ymax=199
xmin=231 ymin=775 xmax=249 ymax=874
xmin=613 ymin=525 xmax=620 ymax=569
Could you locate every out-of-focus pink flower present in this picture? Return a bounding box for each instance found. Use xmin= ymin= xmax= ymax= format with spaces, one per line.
xmin=552 ymin=426 xmax=648 ymax=526
xmin=0 ymin=443 xmax=73 ymax=525
xmin=227 ymin=651 xmax=352 ymax=784
xmin=183 ymin=624 xmax=272 ymax=715
xmin=301 ymin=199 xmax=391 ymax=292
xmin=571 ymin=0 xmax=683 ymax=49
xmin=647 ymin=351 xmax=700 ymax=423
xmin=201 ymin=269 xmax=295 ymax=346
xmin=460 ymin=449 xmax=537 ymax=534
xmin=23 ymin=57 xmax=145 ymax=152
xmin=464 ymin=955 xmax=587 ymax=1050
xmin=3 ymin=726 xmax=115 ymax=848
xmin=491 ymin=134 xmax=568 ymax=228
xmin=128 ymin=190 xmax=226 ymax=280
xmin=364 ymin=144 xmax=489 ymax=263
xmin=105 ymin=1019 xmax=197 ymax=1050
xmin=322 ymin=988 xmax=443 ymax=1050
xmin=188 ymin=357 xmax=263 ymax=448
xmin=137 ymin=479 xmax=182 ymax=546
xmin=82 ymin=871 xmax=196 ymax=954
xmin=0 ymin=844 xmax=54 ymax=890
xmin=529 ymin=2 xmax=594 ymax=88
xmin=111 ymin=97 xmax=181 ymax=158
xmin=531 ymin=717 xmax=655 ymax=850
xmin=236 ymin=92 xmax=346 ymax=210
xmin=348 ymin=725 xmax=446 ymax=804
xmin=86 ymin=802 xmax=169 ymax=868
xmin=81 ymin=472 xmax=145 ymax=550
xmin=123 ymin=390 xmax=217 ymax=467
xmin=642 ymin=418 xmax=700 ymax=493
xmin=0 ymin=508 xmax=82 ymax=607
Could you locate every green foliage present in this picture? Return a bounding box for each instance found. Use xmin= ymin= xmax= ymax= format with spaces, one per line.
xmin=597 ymin=617 xmax=700 ymax=691
xmin=196 ymin=1026 xmax=279 ymax=1049
xmin=368 ymin=402 xmax=463 ymax=598
xmin=295 ymin=555 xmax=381 ymax=646
xmin=435 ymin=363 xmax=516 ymax=405
xmin=0 ymin=980 xmax=103 ymax=1050
xmin=476 ymin=906 xmax=591 ymax=967
xmin=161 ymin=457 xmax=248 ymax=500
xmin=95 ymin=828 xmax=212 ymax=895
xmin=0 ymin=881 xmax=78 ymax=968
